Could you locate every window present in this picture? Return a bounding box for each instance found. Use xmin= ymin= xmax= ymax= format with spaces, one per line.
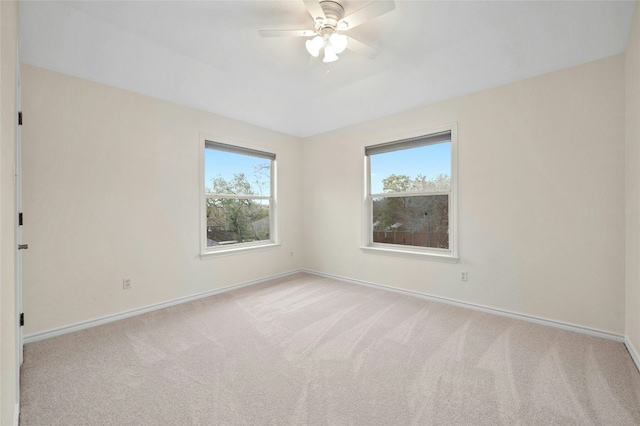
xmin=364 ymin=125 xmax=458 ymax=261
xmin=201 ymin=139 xmax=277 ymax=255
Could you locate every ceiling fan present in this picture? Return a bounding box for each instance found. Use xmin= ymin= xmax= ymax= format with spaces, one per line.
xmin=258 ymin=0 xmax=396 ymax=63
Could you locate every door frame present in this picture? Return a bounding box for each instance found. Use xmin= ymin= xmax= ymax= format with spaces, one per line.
xmin=14 ymin=43 xmax=23 ymax=409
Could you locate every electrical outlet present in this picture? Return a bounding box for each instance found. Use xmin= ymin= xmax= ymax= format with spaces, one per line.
xmin=460 ymin=272 xmax=468 ymax=281
xmin=123 ymin=278 xmax=132 ymax=290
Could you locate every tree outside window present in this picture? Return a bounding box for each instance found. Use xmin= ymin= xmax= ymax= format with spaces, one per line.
xmin=203 ymin=141 xmax=275 ymax=252
xmin=365 ymin=127 xmax=457 ymax=259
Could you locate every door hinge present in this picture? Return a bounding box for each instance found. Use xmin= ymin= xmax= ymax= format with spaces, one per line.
xmin=18 ymin=111 xmax=22 ymax=126
xmin=19 ymin=212 xmax=23 ymax=226
xmin=20 ymin=313 xmax=24 ymax=327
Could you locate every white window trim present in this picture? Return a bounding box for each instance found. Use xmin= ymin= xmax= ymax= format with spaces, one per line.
xmin=361 ymin=123 xmax=459 ymax=262
xmin=199 ymin=134 xmax=279 ymax=258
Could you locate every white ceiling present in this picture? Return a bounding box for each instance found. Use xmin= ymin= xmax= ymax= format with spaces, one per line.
xmin=19 ymin=0 xmax=636 ymax=138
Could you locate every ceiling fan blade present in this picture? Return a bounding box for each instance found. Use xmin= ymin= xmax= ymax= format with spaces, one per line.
xmin=303 ymin=0 xmax=326 ymax=22
xmin=258 ymin=29 xmax=316 ymax=38
xmin=339 ymin=1 xmax=395 ymax=30
xmin=346 ymin=36 xmax=378 ymax=59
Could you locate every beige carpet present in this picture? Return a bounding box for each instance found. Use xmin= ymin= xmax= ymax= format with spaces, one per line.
xmin=20 ymin=272 xmax=640 ymax=425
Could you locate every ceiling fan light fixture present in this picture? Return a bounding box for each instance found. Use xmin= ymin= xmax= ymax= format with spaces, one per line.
xmin=305 ymin=35 xmax=323 ymax=57
xmin=323 ymin=45 xmax=339 ymax=63
xmin=329 ymin=33 xmax=348 ymax=54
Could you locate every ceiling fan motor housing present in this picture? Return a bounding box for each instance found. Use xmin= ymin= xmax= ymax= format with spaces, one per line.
xmin=317 ymin=1 xmax=346 ymax=31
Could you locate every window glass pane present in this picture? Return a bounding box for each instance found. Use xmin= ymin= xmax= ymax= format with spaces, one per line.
xmin=206 ymin=198 xmax=270 ymax=246
xmin=205 ymin=148 xmax=271 ymax=196
xmin=372 ymin=195 xmax=448 ymax=249
xmin=370 ymin=142 xmax=451 ymax=194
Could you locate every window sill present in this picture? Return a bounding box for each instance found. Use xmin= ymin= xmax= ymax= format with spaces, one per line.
xmin=361 ymin=245 xmax=459 ymax=263
xmin=200 ymin=242 xmax=281 ymax=259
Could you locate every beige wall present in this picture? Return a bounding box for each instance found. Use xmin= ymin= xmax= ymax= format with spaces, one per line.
xmin=303 ymin=55 xmax=626 ymax=335
xmin=626 ymin=2 xmax=640 ymax=358
xmin=21 ymin=65 xmax=304 ymax=334
xmin=0 ymin=1 xmax=18 ymax=425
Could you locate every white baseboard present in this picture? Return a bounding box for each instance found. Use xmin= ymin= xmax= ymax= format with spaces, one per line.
xmin=302 ymin=269 xmax=625 ymax=343
xmin=24 ymin=267 xmax=628 ymax=348
xmin=24 ymin=269 xmax=304 ymax=344
xmin=626 ymin=337 xmax=640 ymax=373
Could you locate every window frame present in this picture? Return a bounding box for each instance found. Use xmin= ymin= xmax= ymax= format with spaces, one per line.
xmin=362 ymin=124 xmax=459 ymax=262
xmin=200 ymin=135 xmax=279 ymax=257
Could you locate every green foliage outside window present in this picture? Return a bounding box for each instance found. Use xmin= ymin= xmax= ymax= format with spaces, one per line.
xmin=206 ymin=169 xmax=270 ymax=246
xmin=373 ymin=173 xmax=450 ymax=249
